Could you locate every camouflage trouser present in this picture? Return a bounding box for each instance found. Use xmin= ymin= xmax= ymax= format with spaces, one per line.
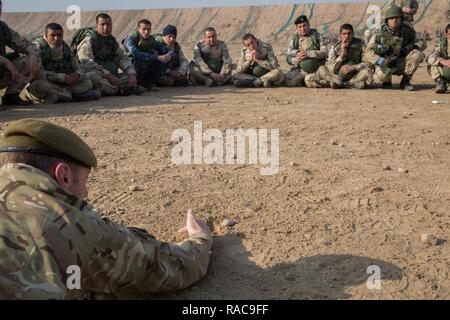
xmin=189 ymin=65 xmax=231 ymax=86
xmin=374 ymin=49 xmax=425 ymax=83
xmin=0 ymin=56 xmax=33 ymax=95
xmin=283 ymin=68 xmax=320 ymax=88
xmin=427 ymin=65 xmax=450 ymax=81
xmin=27 ymin=77 xmax=93 ymax=103
xmin=231 ymin=69 xmax=284 ymax=86
xmin=309 ymin=65 xmax=373 ymax=87
xmin=84 ymin=70 xmax=130 ymax=95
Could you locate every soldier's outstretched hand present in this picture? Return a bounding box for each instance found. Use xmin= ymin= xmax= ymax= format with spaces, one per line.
xmin=178 ymin=209 xmax=212 ymax=239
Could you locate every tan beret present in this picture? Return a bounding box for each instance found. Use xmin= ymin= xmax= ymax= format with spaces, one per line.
xmin=0 ymin=119 xmax=97 ymax=168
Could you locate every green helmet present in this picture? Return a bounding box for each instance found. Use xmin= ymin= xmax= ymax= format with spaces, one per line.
xmin=251 ymin=64 xmax=270 ymax=77
xmin=385 ymin=6 xmax=404 ymax=22
xmin=298 ymin=59 xmax=320 ymax=73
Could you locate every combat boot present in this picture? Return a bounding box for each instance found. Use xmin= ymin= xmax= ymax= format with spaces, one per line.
xmin=72 ymin=89 xmax=102 ymax=102
xmin=253 ymin=78 xmax=263 ymax=88
xmin=434 ymin=77 xmax=446 ymax=94
xmin=234 ymin=79 xmax=255 ymax=88
xmin=2 ymin=94 xmax=33 ymax=106
xmin=382 ymin=81 xmax=393 ymax=89
xmin=399 ymin=74 xmax=414 ymax=91
xmin=119 ymin=86 xmax=145 ymax=96
xmin=349 ymin=81 xmax=365 ymax=90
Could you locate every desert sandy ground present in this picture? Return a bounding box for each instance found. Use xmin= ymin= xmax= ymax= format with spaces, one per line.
xmin=1 ymin=40 xmax=450 ymax=299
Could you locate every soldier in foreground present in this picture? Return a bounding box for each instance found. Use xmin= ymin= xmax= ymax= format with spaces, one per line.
xmin=310 ymin=24 xmax=373 ymax=89
xmin=364 ymin=6 xmax=426 ymax=91
xmin=426 ymin=23 xmax=450 ymax=93
xmin=73 ymin=13 xmax=144 ymax=96
xmin=28 ymin=23 xmax=100 ymax=104
xmin=190 ymin=27 xmax=233 ymax=87
xmin=232 ymin=33 xmax=284 ymax=88
xmin=123 ymin=19 xmax=174 ymax=89
xmin=0 ymin=119 xmax=213 ymax=299
xmin=389 ymin=0 xmax=419 ymax=27
xmin=283 ymin=15 xmax=328 ymax=88
xmin=0 ymin=0 xmax=40 ymax=106
xmin=152 ymin=25 xmax=190 ymax=86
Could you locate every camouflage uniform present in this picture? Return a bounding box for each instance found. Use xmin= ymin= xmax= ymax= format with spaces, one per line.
xmin=232 ymin=39 xmax=284 ymax=86
xmin=153 ymin=34 xmax=190 ymax=86
xmin=389 ymin=0 xmax=419 ymax=27
xmin=284 ymin=29 xmax=328 ymax=88
xmin=0 ymin=21 xmax=38 ymax=96
xmin=0 ymin=163 xmax=212 ymax=299
xmin=28 ymin=36 xmax=93 ymax=104
xmin=76 ymin=31 xmax=137 ymax=95
xmin=190 ymin=40 xmax=233 ymax=86
xmin=364 ymin=23 xmax=426 ymax=84
xmin=310 ymin=37 xmax=373 ymax=88
xmin=426 ymin=35 xmax=450 ymax=81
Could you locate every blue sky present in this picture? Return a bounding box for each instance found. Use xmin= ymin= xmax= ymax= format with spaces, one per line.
xmin=3 ymin=0 xmax=368 ymax=12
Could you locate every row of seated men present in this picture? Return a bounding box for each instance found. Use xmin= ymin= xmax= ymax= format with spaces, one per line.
xmin=1 ymin=6 xmax=450 ymax=109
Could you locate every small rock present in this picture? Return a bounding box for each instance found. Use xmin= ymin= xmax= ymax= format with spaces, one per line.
xmin=329 ymin=139 xmax=338 ymax=145
xmin=421 ymin=233 xmax=438 ymax=245
xmin=221 ymin=219 xmax=236 ymax=227
xmin=129 ymin=185 xmax=139 ymax=192
xmin=289 ymin=161 xmax=298 ymax=167
xmin=371 ymin=187 xmax=384 ymax=193
xmin=383 ymin=165 xmax=392 ymax=171
xmin=387 ymin=141 xmax=394 ymax=145
xmin=398 ymin=168 xmax=409 ymax=174
xmin=115 ymin=208 xmax=126 ymax=214
xmin=338 ymin=143 xmax=345 ymax=148
xmin=130 ymin=178 xmax=136 ymax=183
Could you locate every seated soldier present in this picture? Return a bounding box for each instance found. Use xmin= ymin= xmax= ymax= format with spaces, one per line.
xmin=73 ymin=13 xmax=144 ymax=96
xmin=123 ymin=19 xmax=175 ymax=89
xmin=28 ymin=23 xmax=101 ymax=104
xmin=190 ymin=27 xmax=233 ymax=87
xmin=283 ymin=15 xmax=328 ymax=88
xmin=310 ymin=23 xmax=373 ymax=89
xmin=232 ymin=33 xmax=284 ymax=88
xmin=364 ymin=6 xmax=426 ymax=91
xmin=0 ymin=0 xmax=40 ymax=107
xmin=0 ymin=119 xmax=213 ymax=299
xmin=426 ymin=23 xmax=450 ymax=93
xmin=152 ymin=25 xmax=190 ymax=87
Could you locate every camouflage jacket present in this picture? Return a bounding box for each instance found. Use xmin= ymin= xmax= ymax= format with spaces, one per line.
xmin=76 ymin=32 xmax=136 ymax=76
xmin=326 ymin=38 xmax=369 ymax=74
xmin=286 ymin=29 xmax=328 ymax=66
xmin=389 ymin=0 xmax=419 ymax=23
xmin=0 ymin=163 xmax=212 ymax=300
xmin=364 ymin=23 xmax=426 ymax=65
xmin=0 ymin=20 xmax=38 ymax=65
xmin=153 ymin=34 xmax=189 ymax=74
xmin=193 ymin=40 xmax=233 ymax=76
xmin=236 ymin=39 xmax=280 ymax=74
xmin=32 ymin=36 xmax=83 ymax=83
xmin=426 ymin=36 xmax=449 ymax=66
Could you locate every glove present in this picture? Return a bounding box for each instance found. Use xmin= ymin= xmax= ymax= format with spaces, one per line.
xmin=374 ymin=44 xmax=392 ymax=56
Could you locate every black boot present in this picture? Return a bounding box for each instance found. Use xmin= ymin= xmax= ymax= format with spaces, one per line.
xmin=382 ymin=81 xmax=393 ymax=89
xmin=119 ymin=86 xmax=145 ymax=96
xmin=72 ymin=89 xmax=102 ymax=102
xmin=2 ymin=94 xmax=33 ymax=106
xmin=399 ymin=74 xmax=414 ymax=91
xmin=234 ymin=79 xmax=255 ymax=88
xmin=434 ymin=77 xmax=446 ymax=94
